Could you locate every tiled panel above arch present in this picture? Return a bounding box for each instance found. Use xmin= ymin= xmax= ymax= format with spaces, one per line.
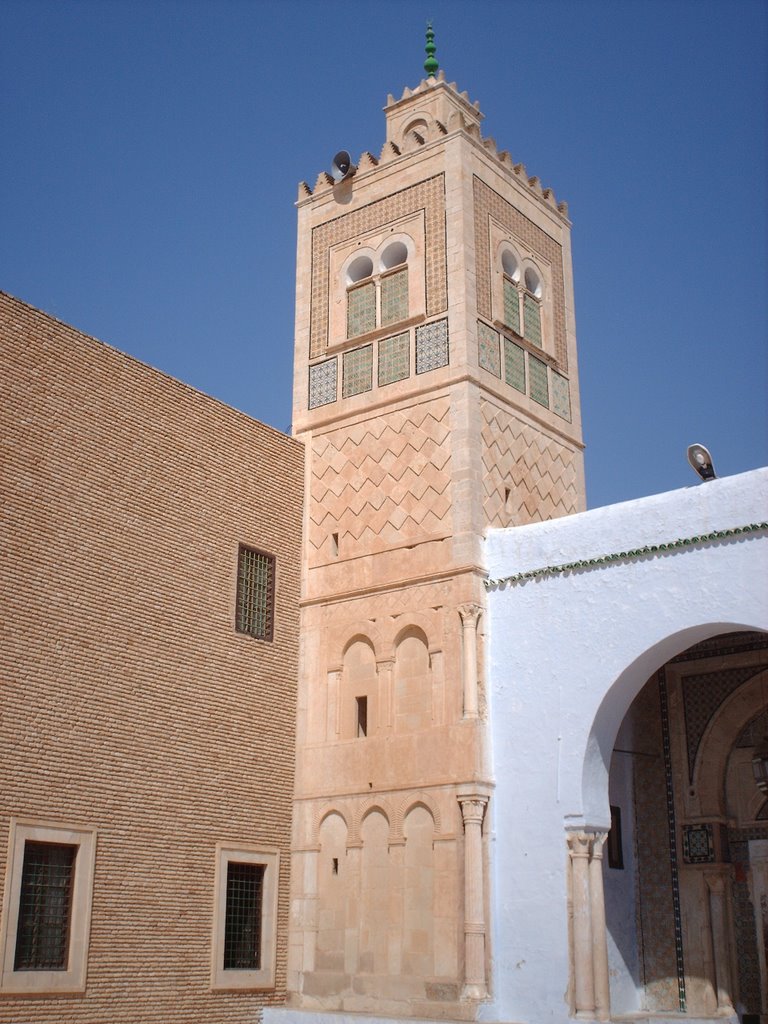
xmin=310 ymin=175 xmax=447 ymax=358
xmin=309 ymin=397 xmax=452 ymax=563
xmin=681 ymin=662 xmax=767 ymax=780
xmin=481 ymin=400 xmax=580 ymax=527
xmin=473 ymin=176 xmax=568 ymax=370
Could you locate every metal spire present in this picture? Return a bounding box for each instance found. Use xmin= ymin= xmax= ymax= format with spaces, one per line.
xmin=424 ymin=22 xmax=438 ymax=78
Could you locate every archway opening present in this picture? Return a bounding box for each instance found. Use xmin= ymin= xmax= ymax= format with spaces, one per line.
xmin=602 ymin=630 xmax=768 ymax=1021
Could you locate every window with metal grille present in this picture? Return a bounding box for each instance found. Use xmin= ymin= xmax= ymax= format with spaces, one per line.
xmin=223 ymin=862 xmax=265 ymax=970
xmin=503 ymin=276 xmax=521 ymax=334
xmin=14 ymin=842 xmax=75 ymax=971
xmin=523 ymin=292 xmax=543 ymax=347
xmin=347 ymin=280 xmax=376 ymax=338
xmin=380 ymin=267 xmax=409 ymax=327
xmin=236 ymin=547 xmax=275 ymax=641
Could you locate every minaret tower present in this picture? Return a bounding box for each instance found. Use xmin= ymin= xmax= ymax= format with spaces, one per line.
xmin=288 ymin=30 xmax=585 ymax=1017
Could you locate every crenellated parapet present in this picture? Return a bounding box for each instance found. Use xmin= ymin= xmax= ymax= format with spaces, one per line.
xmin=297 ymin=70 xmax=568 ymax=217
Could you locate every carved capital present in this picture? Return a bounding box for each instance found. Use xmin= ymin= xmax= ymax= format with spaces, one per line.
xmin=567 ymin=832 xmax=592 ymax=859
xmin=458 ymin=794 xmax=489 ymax=827
xmin=590 ymin=831 xmax=608 ymax=860
xmin=458 ymin=603 xmax=482 ymax=629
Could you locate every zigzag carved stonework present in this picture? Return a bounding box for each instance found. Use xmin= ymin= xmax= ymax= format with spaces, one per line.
xmin=310 ymin=175 xmax=447 ymax=358
xmin=310 ymin=399 xmax=452 ymax=562
xmin=481 ymin=400 xmax=579 ymax=527
xmin=473 ymin=176 xmax=568 ymax=370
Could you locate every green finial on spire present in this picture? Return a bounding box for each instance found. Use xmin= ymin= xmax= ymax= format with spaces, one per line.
xmin=424 ymin=22 xmax=438 ymax=78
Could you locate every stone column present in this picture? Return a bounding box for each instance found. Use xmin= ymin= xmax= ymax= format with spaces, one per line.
xmin=588 ymin=832 xmax=610 ymax=1021
xmin=567 ymin=832 xmax=596 ymax=1017
xmin=458 ymin=790 xmax=489 ymax=998
xmin=458 ymin=604 xmax=482 ymax=719
xmin=377 ymin=658 xmax=394 ymax=732
xmin=705 ymin=872 xmax=735 ymax=1015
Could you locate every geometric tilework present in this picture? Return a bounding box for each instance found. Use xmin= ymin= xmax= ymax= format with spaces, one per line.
xmin=347 ymin=281 xmax=376 ymax=339
xmin=503 ymin=277 xmax=521 ymax=334
xmin=308 ymin=357 xmax=338 ymax=409
xmin=477 ymin=321 xmax=501 ymax=377
xmin=658 ymin=672 xmax=687 ymax=1012
xmin=729 ymin=835 xmax=763 ymax=1014
xmin=480 ymin=400 xmax=580 ymax=528
xmin=381 ymin=268 xmax=408 ymax=327
xmin=551 ymin=370 xmax=571 ymax=421
xmin=308 ymin=398 xmax=452 ymax=563
xmin=523 ymin=293 xmax=542 ymax=348
xmin=415 ymin=318 xmax=449 ymax=374
xmin=310 ymin=174 xmax=447 ymax=357
xmin=342 ymin=345 xmax=373 ymax=399
xmin=528 ymin=354 xmax=549 ymax=408
xmin=631 ymin=674 xmax=683 ymax=1012
xmin=473 ymin=176 xmax=567 ymax=370
xmin=504 ymin=338 xmax=525 ymax=392
xmin=681 ymin=823 xmax=715 ymax=864
xmin=378 ymin=332 xmax=410 ymax=387
xmin=682 ymin=665 xmax=764 ymax=779
xmin=736 ymin=708 xmax=768 ymax=747
xmin=671 ymin=631 xmax=768 ymax=663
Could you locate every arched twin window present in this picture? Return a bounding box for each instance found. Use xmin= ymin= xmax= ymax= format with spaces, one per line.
xmin=500 ymin=247 xmax=544 ymax=349
xmin=347 ymin=241 xmax=410 ymax=340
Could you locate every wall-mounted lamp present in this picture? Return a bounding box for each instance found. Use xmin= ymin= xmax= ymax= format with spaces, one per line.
xmin=687 ymin=443 xmax=716 ymax=482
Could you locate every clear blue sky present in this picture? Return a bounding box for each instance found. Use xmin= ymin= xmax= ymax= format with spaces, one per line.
xmin=2 ymin=0 xmax=766 ymax=509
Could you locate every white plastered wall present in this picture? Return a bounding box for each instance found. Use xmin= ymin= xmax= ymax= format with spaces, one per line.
xmin=481 ymin=468 xmax=768 ymax=1024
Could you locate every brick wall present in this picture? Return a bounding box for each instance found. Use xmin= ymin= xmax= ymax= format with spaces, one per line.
xmin=0 ymin=292 xmax=304 ymax=1022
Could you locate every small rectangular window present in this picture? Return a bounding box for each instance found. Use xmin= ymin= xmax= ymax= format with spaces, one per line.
xmin=503 ymin=277 xmax=521 ymax=334
xmin=0 ymin=821 xmax=96 ymax=995
xmin=212 ymin=845 xmax=279 ymax=991
xmin=224 ymin=862 xmax=265 ymax=970
xmin=236 ymin=547 xmax=275 ymax=641
xmin=608 ymin=806 xmax=624 ymax=869
xmin=380 ymin=267 xmax=409 ymax=326
xmin=347 ymin=280 xmax=376 ymax=338
xmin=15 ymin=842 xmax=76 ymax=971
xmin=523 ymin=293 xmax=542 ymax=348
xmin=356 ymin=696 xmax=368 ymax=738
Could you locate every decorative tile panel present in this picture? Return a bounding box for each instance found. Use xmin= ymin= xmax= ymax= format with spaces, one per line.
xmin=729 ymin=835 xmax=763 ymax=1014
xmin=681 ymin=823 xmax=715 ymax=864
xmin=682 ymin=665 xmax=763 ymax=779
xmin=473 ymin=176 xmax=567 ymax=369
xmin=736 ymin=708 xmax=768 ymax=747
xmin=480 ymin=400 xmax=581 ymax=528
xmin=528 ymin=354 xmax=549 ymax=408
xmin=381 ymin=268 xmax=408 ymax=327
xmin=309 ymin=398 xmax=452 ymax=562
xmin=523 ymin=294 xmax=543 ymax=348
xmin=378 ymin=332 xmax=409 ymax=387
xmin=347 ymin=282 xmax=376 ymax=339
xmin=658 ymin=672 xmax=687 ymax=1011
xmin=503 ymin=278 xmax=521 ymax=334
xmin=311 ymin=175 xmax=446 ymax=357
xmin=415 ymin=319 xmax=449 ymax=374
xmin=308 ymin=358 xmax=338 ymax=409
xmin=477 ymin=322 xmax=501 ymax=377
xmin=551 ymin=370 xmax=571 ymax=421
xmin=503 ymin=338 xmax=526 ymax=393
xmin=629 ymin=675 xmax=683 ymax=1012
xmin=342 ymin=345 xmax=373 ymax=399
